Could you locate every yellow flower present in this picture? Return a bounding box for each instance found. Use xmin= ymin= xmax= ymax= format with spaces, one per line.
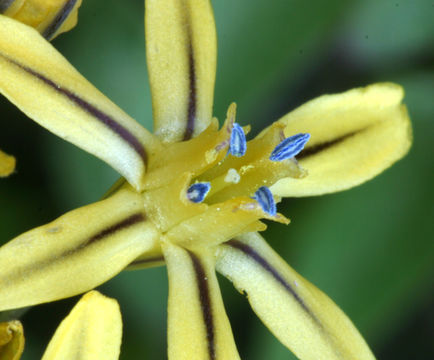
xmin=0 ymin=0 xmax=82 ymax=40
xmin=1 ymin=291 xmax=122 ymax=360
xmin=0 ymin=1 xmax=411 ymax=360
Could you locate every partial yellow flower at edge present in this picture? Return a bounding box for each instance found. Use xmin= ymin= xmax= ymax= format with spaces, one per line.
xmin=0 ymin=149 xmax=15 ymax=177
xmin=0 ymin=320 xmax=24 ymax=360
xmin=42 ymin=291 xmax=122 ymax=360
xmin=0 ymin=0 xmax=83 ymax=40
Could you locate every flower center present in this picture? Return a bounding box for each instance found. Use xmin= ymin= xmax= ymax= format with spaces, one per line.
xmin=138 ymin=104 xmax=309 ymax=250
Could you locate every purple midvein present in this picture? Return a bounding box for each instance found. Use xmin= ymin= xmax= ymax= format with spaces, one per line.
xmin=42 ymin=0 xmax=78 ymax=40
xmin=188 ymin=251 xmax=215 ymax=360
xmin=1 ymin=54 xmax=148 ymax=165
xmin=181 ymin=0 xmax=197 ymax=142
xmin=83 ymin=213 xmax=145 ymax=248
xmin=226 ymin=239 xmax=321 ymax=327
xmin=183 ymin=44 xmax=197 ymax=141
xmin=2 ymin=213 xmax=146 ymax=284
xmin=297 ymin=131 xmax=358 ymax=160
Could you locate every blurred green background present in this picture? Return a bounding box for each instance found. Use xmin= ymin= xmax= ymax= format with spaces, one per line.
xmin=1 ymin=0 xmax=433 ymax=359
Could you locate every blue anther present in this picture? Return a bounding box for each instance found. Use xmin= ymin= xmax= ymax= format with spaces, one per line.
xmin=187 ymin=182 xmax=211 ymax=203
xmin=228 ymin=123 xmax=247 ymax=157
xmin=254 ymin=186 xmax=276 ymax=216
xmin=269 ymin=133 xmax=310 ymax=161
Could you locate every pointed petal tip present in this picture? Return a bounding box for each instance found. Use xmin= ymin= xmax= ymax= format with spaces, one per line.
xmin=41 ymin=290 xmax=122 ymax=360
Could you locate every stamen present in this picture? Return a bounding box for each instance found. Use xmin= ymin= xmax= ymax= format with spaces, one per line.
xmin=254 ymin=186 xmax=276 ymax=216
xmin=228 ymin=123 xmax=246 ymax=157
xmin=269 ymin=133 xmax=310 ymax=161
xmin=187 ymin=182 xmax=211 ymax=203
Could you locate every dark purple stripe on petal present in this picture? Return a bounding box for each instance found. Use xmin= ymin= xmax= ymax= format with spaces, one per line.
xmin=1 ymin=54 xmax=147 ymax=165
xmin=297 ymin=132 xmax=356 ymax=160
xmin=53 ymin=212 xmax=146 ymax=259
xmin=58 ymin=212 xmax=145 ymax=257
xmin=183 ymin=44 xmax=197 ymax=141
xmin=42 ymin=0 xmax=78 ymax=40
xmin=188 ymin=251 xmax=215 ymax=360
xmin=226 ymin=239 xmax=320 ymax=325
xmin=0 ymin=0 xmax=14 ymax=13
xmin=85 ymin=213 xmax=145 ymax=248
xmin=1 ymin=213 xmax=146 ymax=287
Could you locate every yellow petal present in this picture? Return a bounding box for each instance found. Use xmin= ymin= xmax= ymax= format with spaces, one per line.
xmin=145 ymin=0 xmax=217 ymax=142
xmin=1 ymin=0 xmax=83 ymax=40
xmin=0 ymin=15 xmax=159 ymax=190
xmin=268 ymin=83 xmax=412 ymax=196
xmin=41 ymin=291 xmax=121 ymax=360
xmin=0 ymin=188 xmax=160 ymax=311
xmin=163 ymin=242 xmax=240 ymax=360
xmin=216 ymin=232 xmax=375 ymax=360
xmin=0 ymin=149 xmax=15 ymax=177
xmin=0 ymin=320 xmax=24 ymax=360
